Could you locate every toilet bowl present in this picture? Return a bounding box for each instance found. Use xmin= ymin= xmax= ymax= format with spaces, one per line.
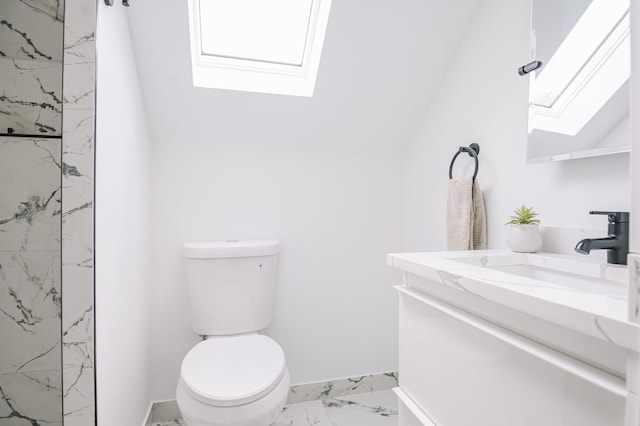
xmin=176 ymin=335 xmax=290 ymax=426
xmin=178 ymin=240 xmax=287 ymax=426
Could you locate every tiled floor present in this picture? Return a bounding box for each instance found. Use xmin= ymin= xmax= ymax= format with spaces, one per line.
xmin=150 ymin=389 xmax=398 ymax=426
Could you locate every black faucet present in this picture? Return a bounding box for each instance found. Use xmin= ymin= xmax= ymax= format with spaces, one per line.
xmin=575 ymin=211 xmax=629 ymax=265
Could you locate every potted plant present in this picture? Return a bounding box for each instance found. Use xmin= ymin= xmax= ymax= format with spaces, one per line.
xmin=505 ymin=205 xmax=543 ymax=253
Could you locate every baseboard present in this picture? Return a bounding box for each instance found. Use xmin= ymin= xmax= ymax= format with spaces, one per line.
xmin=142 ymin=400 xmax=154 ymax=426
xmin=287 ymin=371 xmax=399 ymax=404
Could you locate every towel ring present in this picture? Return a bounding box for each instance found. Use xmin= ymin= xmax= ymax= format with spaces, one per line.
xmin=449 ymin=143 xmax=480 ymax=182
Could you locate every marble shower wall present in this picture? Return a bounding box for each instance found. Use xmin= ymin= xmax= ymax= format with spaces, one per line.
xmin=0 ymin=137 xmax=62 ymax=424
xmin=0 ymin=0 xmax=96 ymax=423
xmin=0 ymin=0 xmax=64 ymax=135
xmin=0 ymin=1 xmax=65 ymax=424
xmin=61 ymin=0 xmax=96 ymax=424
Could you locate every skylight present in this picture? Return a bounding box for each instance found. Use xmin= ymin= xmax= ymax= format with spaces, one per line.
xmin=529 ymin=0 xmax=630 ymax=136
xmin=188 ymin=0 xmax=332 ymax=97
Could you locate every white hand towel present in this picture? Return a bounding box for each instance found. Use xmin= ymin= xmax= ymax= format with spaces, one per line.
xmin=471 ymin=180 xmax=487 ymax=250
xmin=447 ymin=177 xmax=487 ymax=250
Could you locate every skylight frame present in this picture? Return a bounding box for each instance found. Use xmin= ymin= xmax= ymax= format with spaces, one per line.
xmin=529 ymin=0 xmax=630 ymax=136
xmin=187 ymin=0 xmax=332 ymax=97
xmin=532 ymin=0 xmax=629 ymax=109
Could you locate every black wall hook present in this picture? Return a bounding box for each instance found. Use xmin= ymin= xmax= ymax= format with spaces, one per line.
xmin=449 ymin=143 xmax=480 ymax=182
xmin=104 ymin=0 xmax=129 ymax=6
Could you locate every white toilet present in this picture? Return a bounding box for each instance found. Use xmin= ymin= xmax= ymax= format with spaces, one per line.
xmin=176 ymin=240 xmax=289 ymax=426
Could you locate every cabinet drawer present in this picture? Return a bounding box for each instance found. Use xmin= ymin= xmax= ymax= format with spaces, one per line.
xmin=399 ymin=287 xmax=624 ymax=426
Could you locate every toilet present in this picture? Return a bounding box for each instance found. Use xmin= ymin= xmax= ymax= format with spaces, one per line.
xmin=176 ymin=240 xmax=289 ymax=426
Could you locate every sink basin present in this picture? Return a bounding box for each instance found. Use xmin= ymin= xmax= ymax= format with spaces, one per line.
xmin=387 ymin=249 xmax=638 ymax=356
xmin=451 ymin=252 xmax=627 ymax=296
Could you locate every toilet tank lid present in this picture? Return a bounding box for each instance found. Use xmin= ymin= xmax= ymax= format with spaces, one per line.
xmin=182 ymin=240 xmax=280 ymax=259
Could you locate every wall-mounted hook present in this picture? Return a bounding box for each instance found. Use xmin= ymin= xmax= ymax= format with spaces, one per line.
xmin=104 ymin=0 xmax=129 ymax=6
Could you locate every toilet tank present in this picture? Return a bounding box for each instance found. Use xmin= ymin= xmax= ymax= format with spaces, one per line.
xmin=182 ymin=240 xmax=280 ymax=336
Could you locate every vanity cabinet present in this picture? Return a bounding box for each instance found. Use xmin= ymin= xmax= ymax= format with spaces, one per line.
xmin=396 ymin=286 xmax=625 ymax=425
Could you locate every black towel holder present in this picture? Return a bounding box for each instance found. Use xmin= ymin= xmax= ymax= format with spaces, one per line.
xmin=449 ymin=143 xmax=480 ymax=182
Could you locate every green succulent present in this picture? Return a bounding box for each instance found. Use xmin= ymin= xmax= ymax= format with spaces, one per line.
xmin=505 ymin=205 xmax=541 ymax=225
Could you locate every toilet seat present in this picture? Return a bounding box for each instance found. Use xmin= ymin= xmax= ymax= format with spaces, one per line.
xmin=180 ymin=335 xmax=286 ymax=407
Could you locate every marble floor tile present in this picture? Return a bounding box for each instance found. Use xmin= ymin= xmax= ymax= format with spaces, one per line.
xmin=148 ymin=389 xmax=398 ymax=426
xmin=322 ymin=390 xmax=398 ymax=426
xmin=149 ymin=400 xmax=183 ymax=424
xmin=272 ymin=400 xmax=333 ymax=426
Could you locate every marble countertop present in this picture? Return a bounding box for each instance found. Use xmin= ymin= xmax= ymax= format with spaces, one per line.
xmin=388 ymin=249 xmax=640 ymax=352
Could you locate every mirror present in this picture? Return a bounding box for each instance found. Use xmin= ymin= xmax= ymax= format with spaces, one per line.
xmin=527 ymin=0 xmax=630 ymax=163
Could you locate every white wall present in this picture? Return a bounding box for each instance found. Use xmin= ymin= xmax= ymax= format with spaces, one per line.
xmin=151 ymin=148 xmax=402 ymax=393
xmin=95 ymin=3 xmax=152 ymax=424
xmin=402 ymin=0 xmax=631 ymax=253
xmin=126 ymin=0 xmax=481 ymax=401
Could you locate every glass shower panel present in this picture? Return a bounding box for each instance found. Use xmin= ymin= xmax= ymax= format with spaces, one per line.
xmin=0 ymin=137 xmax=62 ymax=424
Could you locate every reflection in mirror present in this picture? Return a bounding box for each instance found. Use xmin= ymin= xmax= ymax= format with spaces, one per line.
xmin=527 ymin=0 xmax=630 ymax=163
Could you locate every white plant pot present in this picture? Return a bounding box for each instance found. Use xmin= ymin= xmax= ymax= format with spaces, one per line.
xmin=507 ymin=224 xmax=543 ymax=253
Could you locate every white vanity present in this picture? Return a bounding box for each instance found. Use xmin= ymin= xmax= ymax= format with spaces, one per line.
xmin=388 ymin=249 xmax=640 ymax=425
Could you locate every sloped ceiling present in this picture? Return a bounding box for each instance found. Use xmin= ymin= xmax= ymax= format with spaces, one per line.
xmin=125 ymin=0 xmax=480 ymax=155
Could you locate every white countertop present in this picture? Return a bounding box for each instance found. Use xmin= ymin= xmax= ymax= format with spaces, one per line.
xmin=388 ymin=249 xmax=640 ymax=352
